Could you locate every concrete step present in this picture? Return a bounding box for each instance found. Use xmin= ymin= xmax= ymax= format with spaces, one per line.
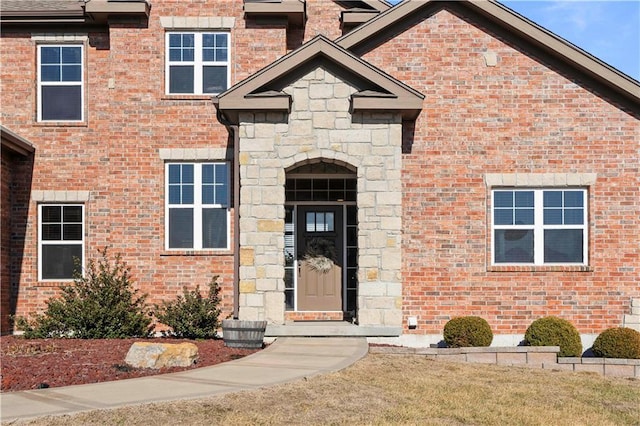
xmin=265 ymin=322 xmax=401 ymax=337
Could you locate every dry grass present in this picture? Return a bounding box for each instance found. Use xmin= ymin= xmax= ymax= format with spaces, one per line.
xmin=15 ymin=354 xmax=640 ymax=426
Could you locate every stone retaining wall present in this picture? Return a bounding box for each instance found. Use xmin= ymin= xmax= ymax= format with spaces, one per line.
xmin=369 ymin=346 xmax=640 ymax=379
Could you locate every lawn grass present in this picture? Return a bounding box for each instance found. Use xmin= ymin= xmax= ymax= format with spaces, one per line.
xmin=17 ymin=354 xmax=640 ymax=425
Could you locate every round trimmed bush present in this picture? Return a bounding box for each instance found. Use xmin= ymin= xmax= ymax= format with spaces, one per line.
xmin=524 ymin=316 xmax=582 ymax=357
xmin=591 ymin=327 xmax=640 ymax=359
xmin=443 ymin=316 xmax=493 ymax=348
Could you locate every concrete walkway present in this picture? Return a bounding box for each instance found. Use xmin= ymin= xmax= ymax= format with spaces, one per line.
xmin=1 ymin=337 xmax=368 ymax=423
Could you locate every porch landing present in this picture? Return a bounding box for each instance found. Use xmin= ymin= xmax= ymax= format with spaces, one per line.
xmin=265 ymin=321 xmax=402 ymax=337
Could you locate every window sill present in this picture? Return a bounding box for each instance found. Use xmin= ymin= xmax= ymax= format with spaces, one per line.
xmin=161 ymin=95 xmax=216 ymax=101
xmin=161 ymin=250 xmax=233 ymax=257
xmin=34 ymin=121 xmax=87 ymax=128
xmin=36 ymin=279 xmax=75 ymax=286
xmin=488 ymin=265 xmax=593 ymax=272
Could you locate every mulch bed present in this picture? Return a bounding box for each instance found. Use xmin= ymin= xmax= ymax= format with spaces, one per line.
xmin=0 ymin=335 xmax=260 ymax=392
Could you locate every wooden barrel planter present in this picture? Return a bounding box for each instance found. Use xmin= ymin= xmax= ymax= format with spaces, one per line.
xmin=222 ymin=320 xmax=267 ymax=349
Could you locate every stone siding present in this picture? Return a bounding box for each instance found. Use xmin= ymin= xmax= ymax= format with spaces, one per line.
xmin=237 ymin=67 xmax=403 ymax=326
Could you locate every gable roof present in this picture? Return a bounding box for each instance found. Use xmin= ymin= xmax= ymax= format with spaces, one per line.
xmin=214 ymin=34 xmax=424 ymax=123
xmin=336 ymin=0 xmax=640 ymax=109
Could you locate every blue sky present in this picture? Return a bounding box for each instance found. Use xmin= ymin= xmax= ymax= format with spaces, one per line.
xmin=388 ymin=1 xmax=640 ymax=80
xmin=501 ymin=1 xmax=640 ymax=79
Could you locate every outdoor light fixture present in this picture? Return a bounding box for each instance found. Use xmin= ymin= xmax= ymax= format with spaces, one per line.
xmin=407 ymin=316 xmax=418 ymax=329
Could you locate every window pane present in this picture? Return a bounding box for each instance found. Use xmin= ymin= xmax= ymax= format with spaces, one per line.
xmin=202 ymin=47 xmax=214 ymax=62
xmin=515 ymin=191 xmax=534 ymax=207
xmin=182 ymin=185 xmax=194 ymax=204
xmin=168 ymin=185 xmax=181 ymax=204
xmin=182 ymin=34 xmax=194 ymax=47
xmin=564 ymin=209 xmax=584 ymax=225
xmin=543 ymin=191 xmax=562 ymax=207
xmin=169 ymin=208 xmax=194 ymax=248
xmin=42 ymin=244 xmax=81 ymax=279
xmin=41 ymin=47 xmax=60 ymax=64
xmin=202 ymin=185 xmax=214 ymax=204
xmin=203 ymin=66 xmax=227 ymax=93
xmin=169 ymin=65 xmax=194 ymax=93
xmin=63 ymin=224 xmax=82 ymax=241
xmin=203 ymin=208 xmax=227 ymax=248
xmin=215 ymin=33 xmax=228 ymax=48
xmin=326 ymin=212 xmax=334 ymax=231
xmin=42 ymin=224 xmax=61 ymax=241
xmin=63 ymin=206 xmax=82 ymax=222
xmin=316 ymin=213 xmax=325 ymax=231
xmin=544 ymin=229 xmax=583 ymax=263
xmin=215 ymin=183 xmax=227 ymax=206
xmin=61 ymin=47 xmax=81 ymax=64
xmin=494 ymin=209 xmax=513 ymax=225
xmin=514 ymin=208 xmax=534 ymax=225
xmin=61 ymin=64 xmax=81 ymax=82
xmin=168 ymin=164 xmax=181 ymax=184
xmin=182 ymin=165 xmax=194 ymax=183
xmin=169 ymin=48 xmax=182 ymax=62
xmin=544 ymin=209 xmax=562 ymax=225
xmin=564 ymin=191 xmax=583 ymax=207
xmin=41 ymin=65 xmax=60 ymax=82
xmin=169 ymin=34 xmax=182 ymax=47
xmin=215 ymin=163 xmax=227 ymax=184
xmin=42 ymin=206 xmax=61 ymax=223
xmin=494 ymin=229 xmax=534 ymax=263
xmin=42 ymin=86 xmax=82 ymax=121
xmin=494 ymin=191 xmax=513 ymax=208
xmin=202 ymin=164 xmax=214 ymax=183
xmin=306 ymin=212 xmax=315 ymax=232
xmin=215 ymin=47 xmax=228 ymax=62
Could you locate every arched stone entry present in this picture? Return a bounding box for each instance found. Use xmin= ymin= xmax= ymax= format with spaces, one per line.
xmin=284 ymin=161 xmax=358 ymax=321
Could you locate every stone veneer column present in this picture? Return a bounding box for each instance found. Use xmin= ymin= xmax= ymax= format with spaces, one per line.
xmin=237 ymin=67 xmax=403 ymax=327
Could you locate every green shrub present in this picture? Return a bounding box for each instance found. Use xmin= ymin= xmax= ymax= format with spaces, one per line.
xmin=591 ymin=327 xmax=640 ymax=359
xmin=15 ymin=248 xmax=154 ymax=339
xmin=524 ymin=316 xmax=582 ymax=357
xmin=443 ymin=316 xmax=493 ymax=348
xmin=154 ymin=276 xmax=222 ymax=339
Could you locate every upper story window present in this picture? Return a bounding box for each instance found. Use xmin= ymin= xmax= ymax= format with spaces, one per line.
xmin=39 ymin=204 xmax=84 ymax=280
xmin=165 ymin=32 xmax=230 ymax=95
xmin=37 ymin=45 xmax=84 ymax=121
xmin=165 ymin=162 xmax=229 ymax=250
xmin=492 ymin=189 xmax=587 ymax=265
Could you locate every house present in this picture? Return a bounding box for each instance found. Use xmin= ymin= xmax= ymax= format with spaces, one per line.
xmin=1 ymin=0 xmax=638 ymax=347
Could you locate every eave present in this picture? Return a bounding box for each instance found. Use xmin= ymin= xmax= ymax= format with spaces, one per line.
xmin=243 ymin=0 xmax=306 ymax=28
xmin=1 ymin=126 xmax=35 ymax=157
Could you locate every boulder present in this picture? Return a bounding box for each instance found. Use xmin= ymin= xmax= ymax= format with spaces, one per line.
xmin=125 ymin=342 xmax=198 ymax=369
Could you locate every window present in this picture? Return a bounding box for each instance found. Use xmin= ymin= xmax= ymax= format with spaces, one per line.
xmin=492 ymin=189 xmax=587 ymax=265
xmin=166 ymin=162 xmax=229 ymax=249
xmin=38 ymin=45 xmax=83 ymax=121
xmin=39 ymin=204 xmax=84 ymax=280
xmin=166 ymin=32 xmax=229 ymax=95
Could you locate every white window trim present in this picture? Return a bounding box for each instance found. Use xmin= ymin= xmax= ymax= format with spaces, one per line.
xmin=37 ymin=43 xmax=85 ymax=122
xmin=491 ymin=188 xmax=588 ymax=266
xmin=164 ymin=32 xmax=231 ymax=95
xmin=165 ymin=162 xmax=230 ymax=250
xmin=38 ymin=204 xmax=85 ymax=281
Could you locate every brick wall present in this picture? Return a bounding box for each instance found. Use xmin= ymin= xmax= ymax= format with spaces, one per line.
xmin=361 ymin=9 xmax=639 ymax=336
xmin=0 ymin=0 xmax=295 ymax=326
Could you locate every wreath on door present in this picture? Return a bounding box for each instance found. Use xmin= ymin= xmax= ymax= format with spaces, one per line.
xmin=303 ymin=237 xmax=337 ymax=274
